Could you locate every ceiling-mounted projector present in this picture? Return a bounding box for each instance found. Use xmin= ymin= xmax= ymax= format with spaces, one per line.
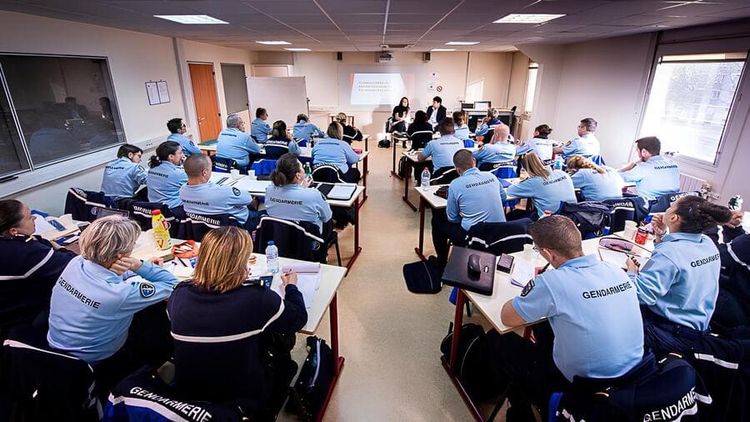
xmin=377 ymin=51 xmax=393 ymax=63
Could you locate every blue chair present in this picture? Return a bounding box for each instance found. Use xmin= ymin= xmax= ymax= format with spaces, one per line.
xmin=64 ymin=188 xmax=115 ymax=222
xmin=182 ymin=212 xmax=240 ymax=242
xmin=590 ymin=155 xmax=606 ymax=166
xmin=649 ymin=191 xmax=698 ymax=213
xmin=251 ymin=159 xmax=277 ymax=177
xmin=487 ymin=163 xmax=517 ymax=180
xmin=211 ymin=156 xmax=249 ymax=174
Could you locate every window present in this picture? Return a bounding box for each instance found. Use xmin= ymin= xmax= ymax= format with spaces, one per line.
xmin=221 ymin=63 xmax=249 ymax=114
xmin=0 ymin=54 xmax=124 ymax=177
xmin=525 ymin=62 xmax=539 ymax=112
xmin=639 ymin=52 xmax=747 ymax=164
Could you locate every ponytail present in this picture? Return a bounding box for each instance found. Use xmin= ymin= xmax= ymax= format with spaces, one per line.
xmin=149 ymin=140 xmax=181 ymax=168
xmin=535 ymin=124 xmax=552 ymax=139
xmin=673 ymin=196 xmax=732 ymax=234
xmin=566 ymin=155 xmax=604 ymax=174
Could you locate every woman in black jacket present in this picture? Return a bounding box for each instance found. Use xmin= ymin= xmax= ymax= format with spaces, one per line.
xmin=391 ymin=96 xmax=410 ymax=133
xmin=168 ymin=226 xmax=307 ymax=418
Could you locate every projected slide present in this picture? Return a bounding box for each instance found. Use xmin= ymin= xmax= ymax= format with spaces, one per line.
xmin=350 ymin=73 xmax=408 ymax=105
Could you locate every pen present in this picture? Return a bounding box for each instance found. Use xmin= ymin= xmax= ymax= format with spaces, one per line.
xmin=539 ymin=263 xmax=550 ymax=274
xmin=177 ymin=257 xmax=189 ymax=267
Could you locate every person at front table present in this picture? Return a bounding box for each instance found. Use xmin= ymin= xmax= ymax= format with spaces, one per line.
xmin=515 ymin=124 xmax=554 ymax=162
xmin=417 ymin=117 xmax=464 ymax=179
xmin=265 ymin=120 xmax=301 ymax=159
xmin=101 ymin=144 xmax=147 ymax=203
xmin=166 ymin=117 xmax=201 ymax=157
xmin=566 ymin=155 xmax=624 ymax=201
xmin=391 ymin=96 xmax=410 ymax=134
xmin=619 ymin=136 xmax=680 ymax=202
xmin=490 ymin=215 xmax=644 ymax=419
xmin=216 ymin=113 xmax=261 ymax=169
xmin=293 ymin=114 xmax=325 ymax=142
xmin=47 ymin=216 xmax=178 ymax=394
xmin=426 ymin=96 xmax=446 ymax=126
xmin=0 ymin=199 xmax=76 ymax=335
xmin=311 ymin=122 xmax=361 ymax=183
xmin=625 ymin=195 xmax=732 ymax=357
xmin=168 ymin=227 xmax=306 ymax=418
xmin=554 ymin=117 xmax=600 ymax=159
xmin=251 ymin=107 xmax=271 ymax=143
xmin=179 ymin=154 xmax=263 ymax=230
xmin=146 ymin=141 xmax=187 ymax=209
xmin=506 ymin=152 xmax=576 ymax=218
xmin=473 ymin=123 xmax=516 ymax=170
xmin=431 ymin=150 xmax=506 ymax=270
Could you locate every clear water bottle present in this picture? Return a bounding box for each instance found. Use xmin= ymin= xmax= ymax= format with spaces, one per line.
xmin=553 ymin=156 xmax=563 ymax=170
xmin=303 ymin=162 xmax=312 ymax=180
xmin=421 ymin=168 xmax=431 ymax=191
xmin=265 ymin=241 xmax=279 ymax=274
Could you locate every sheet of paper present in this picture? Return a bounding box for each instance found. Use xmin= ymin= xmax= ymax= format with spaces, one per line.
xmin=273 ymin=272 xmax=320 ymax=309
xmin=209 ymin=173 xmax=232 ymax=185
xmin=233 ymin=178 xmax=271 ymax=194
xmin=510 ymin=259 xmax=536 ymax=288
xmin=327 ymin=184 xmax=356 ymax=200
xmin=598 ymin=248 xmax=649 ymax=269
xmin=282 ymin=262 xmax=321 ymax=274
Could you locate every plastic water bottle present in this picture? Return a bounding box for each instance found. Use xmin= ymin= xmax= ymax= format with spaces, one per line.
xmin=265 ymin=241 xmax=280 ymax=274
xmin=420 ymin=168 xmax=431 ymax=191
xmin=151 ymin=210 xmax=171 ymax=250
xmin=304 ymin=162 xmax=312 ymax=179
xmin=554 ymin=156 xmax=563 ymax=170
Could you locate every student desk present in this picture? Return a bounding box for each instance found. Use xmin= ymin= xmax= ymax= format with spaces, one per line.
xmin=131 ymin=232 xmax=347 ymax=421
xmin=389 ymin=132 xmax=475 ymax=179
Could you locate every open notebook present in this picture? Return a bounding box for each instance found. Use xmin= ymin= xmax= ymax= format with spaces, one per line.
xmin=273 ymin=263 xmax=322 ymax=309
xmin=314 ymin=183 xmax=357 ymax=200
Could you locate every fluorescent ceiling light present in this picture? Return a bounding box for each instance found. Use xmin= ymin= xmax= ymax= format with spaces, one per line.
xmin=285 ymin=48 xmax=311 ymax=52
xmin=431 ymin=48 xmax=456 ymax=52
xmin=493 ymin=14 xmax=565 ymax=24
xmin=446 ymin=41 xmax=479 ymax=45
xmin=154 ymin=15 xmax=228 ymax=24
xmin=256 ymin=41 xmax=291 ymax=45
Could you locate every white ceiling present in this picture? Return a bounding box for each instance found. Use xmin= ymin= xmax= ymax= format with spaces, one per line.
xmin=1 ymin=0 xmax=750 ymax=52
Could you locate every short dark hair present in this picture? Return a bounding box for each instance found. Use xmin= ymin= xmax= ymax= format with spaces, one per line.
xmin=535 ymin=124 xmax=552 ymax=138
xmin=438 ymin=117 xmax=455 ymax=136
xmin=580 ymin=117 xmax=597 ymax=132
xmin=413 ymin=110 xmax=428 ymax=124
xmin=297 ymin=113 xmax=308 ymax=122
xmin=256 ymin=108 xmax=267 ymax=118
xmin=453 ymin=149 xmax=474 ymax=171
xmin=672 ymin=195 xmax=732 ymax=234
xmin=184 ymin=154 xmax=211 ymax=177
xmin=116 ymin=144 xmax=142 ymax=158
xmin=636 ymin=136 xmax=661 ymax=155
xmin=270 ymin=153 xmax=301 ymax=187
xmin=432 ymin=96 xmax=442 ymax=104
xmin=167 ymin=118 xmax=184 ymax=134
xmin=452 ymin=111 xmax=466 ymax=125
xmin=0 ymin=199 xmax=25 ymax=234
xmin=528 ymin=215 xmax=583 ymax=258
xmin=271 ymin=120 xmax=287 ymax=138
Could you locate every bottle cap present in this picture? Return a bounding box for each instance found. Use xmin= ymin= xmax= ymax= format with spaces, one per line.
xmin=267 ymin=240 xmax=275 ymax=246
xmin=151 ymin=209 xmax=161 ymax=215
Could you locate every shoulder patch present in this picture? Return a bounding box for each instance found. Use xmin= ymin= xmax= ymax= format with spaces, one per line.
xmin=520 ymin=279 xmax=535 ymax=297
xmin=189 ymin=140 xmax=196 ymax=146
xmin=232 ymin=187 xmax=241 ymax=196
xmin=139 ymin=282 xmax=156 ymax=298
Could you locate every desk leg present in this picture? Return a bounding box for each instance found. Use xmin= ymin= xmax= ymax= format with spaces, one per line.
xmin=344 ymin=194 xmax=363 ymax=276
xmin=362 ymin=155 xmax=369 ymax=204
xmin=390 ymin=135 xmax=403 ymax=180
xmin=316 ymin=293 xmax=345 ymax=422
xmin=401 ymin=160 xmax=417 ymax=212
xmin=414 ymin=196 xmax=427 ymax=261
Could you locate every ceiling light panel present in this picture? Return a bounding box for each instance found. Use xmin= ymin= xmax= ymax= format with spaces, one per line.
xmin=153 ymin=15 xmax=228 ymax=24
xmin=493 ymin=14 xmax=566 ymax=24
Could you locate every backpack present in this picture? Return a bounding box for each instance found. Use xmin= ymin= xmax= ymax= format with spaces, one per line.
xmin=556 ymin=201 xmax=612 ymax=237
xmin=397 ymin=156 xmax=410 ymax=179
xmin=402 ymin=258 xmax=442 ymax=294
xmin=378 ymin=138 xmax=391 ymax=148
xmin=289 ymin=336 xmax=335 ymax=421
xmin=440 ymin=323 xmax=500 ymax=401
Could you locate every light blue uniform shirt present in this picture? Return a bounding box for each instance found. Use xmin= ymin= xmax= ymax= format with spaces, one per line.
xmin=473 ymin=142 xmax=516 ymax=166
xmin=147 ymin=161 xmax=188 ymax=209
xmin=475 ymin=118 xmax=501 ymax=137
xmin=101 ymin=157 xmax=147 ymax=200
xmin=619 ymin=155 xmax=680 ymax=201
xmin=447 ymin=168 xmax=506 ymax=231
xmin=570 ymin=167 xmax=624 ymax=202
xmin=179 ymin=182 xmax=252 ymax=225
xmin=265 ymin=136 xmax=301 ymax=156
xmin=421 ymin=135 xmax=464 ymax=170
xmin=293 ymin=121 xmax=324 ymax=141
xmin=47 ymin=256 xmax=178 ymax=363
xmin=311 ymin=137 xmax=359 ymax=173
xmin=516 ymin=138 xmax=554 ymax=161
xmin=506 ymin=169 xmax=576 ymax=217
xmin=454 ymin=124 xmax=471 ymax=141
xmin=561 ymin=133 xmax=600 ymax=158
xmin=251 ymin=118 xmax=271 ymax=143
xmin=630 ymin=232 xmax=720 ymax=331
xmin=513 ymin=255 xmax=644 ymax=382
xmin=167 ymin=133 xmax=201 ymax=157
xmin=265 ymin=184 xmax=333 ymax=233
xmin=216 ymin=128 xmax=261 ymax=167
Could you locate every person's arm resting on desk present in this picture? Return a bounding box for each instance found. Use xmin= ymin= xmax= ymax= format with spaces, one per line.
xmin=501 ymin=276 xmax=556 ymax=328
xmin=417 ymin=143 xmax=433 ymax=162
xmin=628 ymin=252 xmax=677 ymax=306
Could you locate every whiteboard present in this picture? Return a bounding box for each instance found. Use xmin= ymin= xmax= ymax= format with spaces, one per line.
xmin=246 ymin=77 xmax=308 ymax=128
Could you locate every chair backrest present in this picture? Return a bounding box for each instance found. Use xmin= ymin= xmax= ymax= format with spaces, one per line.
xmin=430 ymin=168 xmax=459 ymax=185
xmin=129 ymin=201 xmax=174 ymax=231
xmin=254 ymin=216 xmax=326 ymax=263
xmin=483 ymin=162 xmax=517 ymax=179
xmin=263 ymin=144 xmax=289 ymax=160
xmin=64 ymin=188 xmax=115 ymax=222
xmin=210 ymin=155 xmax=236 ymax=173
xmin=312 ymin=165 xmax=345 ymax=184
xmin=182 ymin=212 xmax=239 ymax=242
xmin=590 ymin=155 xmax=606 ymax=166
xmin=601 ymin=197 xmax=649 ymax=232
xmin=251 ymin=158 xmax=277 ymax=176
xmin=409 ymin=130 xmax=433 ymax=150
xmin=556 ymin=201 xmax=613 ymax=238
xmin=466 ymin=219 xmax=533 ymax=255
xmin=649 ymin=191 xmax=699 ymax=213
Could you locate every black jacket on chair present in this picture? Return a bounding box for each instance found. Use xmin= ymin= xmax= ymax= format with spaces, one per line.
xmin=426 ymin=105 xmax=447 ymax=124
xmin=465 ymin=219 xmax=533 ymax=255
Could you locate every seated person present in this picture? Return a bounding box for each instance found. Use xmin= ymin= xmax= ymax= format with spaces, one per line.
xmin=266 ymin=153 xmax=333 ymax=237
xmin=47 ymin=216 xmax=178 ymax=391
xmin=619 ymin=136 xmax=680 ymax=201
xmin=146 ymin=141 xmax=187 ymax=209
xmin=417 ymin=117 xmax=464 ymax=178
xmin=216 ymin=113 xmax=261 ymax=169
xmin=473 ymin=124 xmax=516 ymax=169
xmin=491 ymin=215 xmax=643 ymax=419
xmin=452 ymin=110 xmax=471 ymax=141
xmin=391 ymin=97 xmax=410 ymax=133
xmin=0 ymin=200 xmax=76 ymax=334
xmin=432 ymin=150 xmax=505 ymax=269
xmin=265 ymin=120 xmax=301 ymax=159
xmin=292 ymin=114 xmax=325 ymax=142
xmin=566 ymin=155 xmax=624 ymax=201
xmin=407 ymin=110 xmax=434 ymax=151
xmin=475 ymin=108 xmax=502 ymax=140
xmin=251 ymin=107 xmax=271 ymax=143
xmin=627 ymin=196 xmax=732 ymax=356
xmin=426 ymin=96 xmax=447 ymax=126
xmin=554 ymin=117 xmax=600 ymax=159
xmin=506 ymin=152 xmax=577 ymax=218
xmin=516 ymin=124 xmax=554 ymax=162
xmin=168 ymin=227 xmax=307 ymax=417
xmin=166 ymin=117 xmax=201 ymax=157
xmin=101 ymin=144 xmax=147 ymax=202
xmin=179 ymin=154 xmax=263 ymax=230
xmin=311 ymin=122 xmax=361 ymax=183
xmin=336 ymin=113 xmax=363 ymax=144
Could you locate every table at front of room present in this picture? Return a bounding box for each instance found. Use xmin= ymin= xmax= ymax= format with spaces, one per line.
xmin=130 ymin=233 xmax=348 ymax=422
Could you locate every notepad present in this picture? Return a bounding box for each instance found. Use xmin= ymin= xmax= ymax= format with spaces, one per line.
xmin=273 ymin=271 xmax=321 ymax=309
xmin=233 ymin=178 xmax=271 ymax=194
xmin=510 ymin=259 xmax=536 ymax=288
xmin=326 ymin=184 xmax=357 ymax=200
xmin=598 ymin=247 xmax=649 ymax=269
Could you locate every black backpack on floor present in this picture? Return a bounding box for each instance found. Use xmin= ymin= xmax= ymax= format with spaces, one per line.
xmin=378 ymin=138 xmax=391 ymax=148
xmin=440 ymin=323 xmax=500 ymax=401
xmin=289 ymin=336 xmax=334 ymax=421
xmin=403 ymin=258 xmax=442 ymax=294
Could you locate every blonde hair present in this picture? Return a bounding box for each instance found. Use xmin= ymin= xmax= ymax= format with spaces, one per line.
xmin=520 ymin=152 xmax=551 ymax=179
xmin=566 ymin=155 xmax=604 ymax=174
xmin=335 ymin=112 xmax=347 ymax=124
xmin=79 ymin=215 xmax=140 ymax=267
xmin=192 ymin=226 xmax=253 ymax=293
xmin=327 ymin=121 xmax=343 ymax=139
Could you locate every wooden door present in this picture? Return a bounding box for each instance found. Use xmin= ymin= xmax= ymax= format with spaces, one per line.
xmin=188 ymin=63 xmax=222 ymax=141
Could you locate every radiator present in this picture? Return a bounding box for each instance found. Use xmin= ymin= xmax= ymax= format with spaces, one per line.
xmin=679 ymin=173 xmax=706 ymax=193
